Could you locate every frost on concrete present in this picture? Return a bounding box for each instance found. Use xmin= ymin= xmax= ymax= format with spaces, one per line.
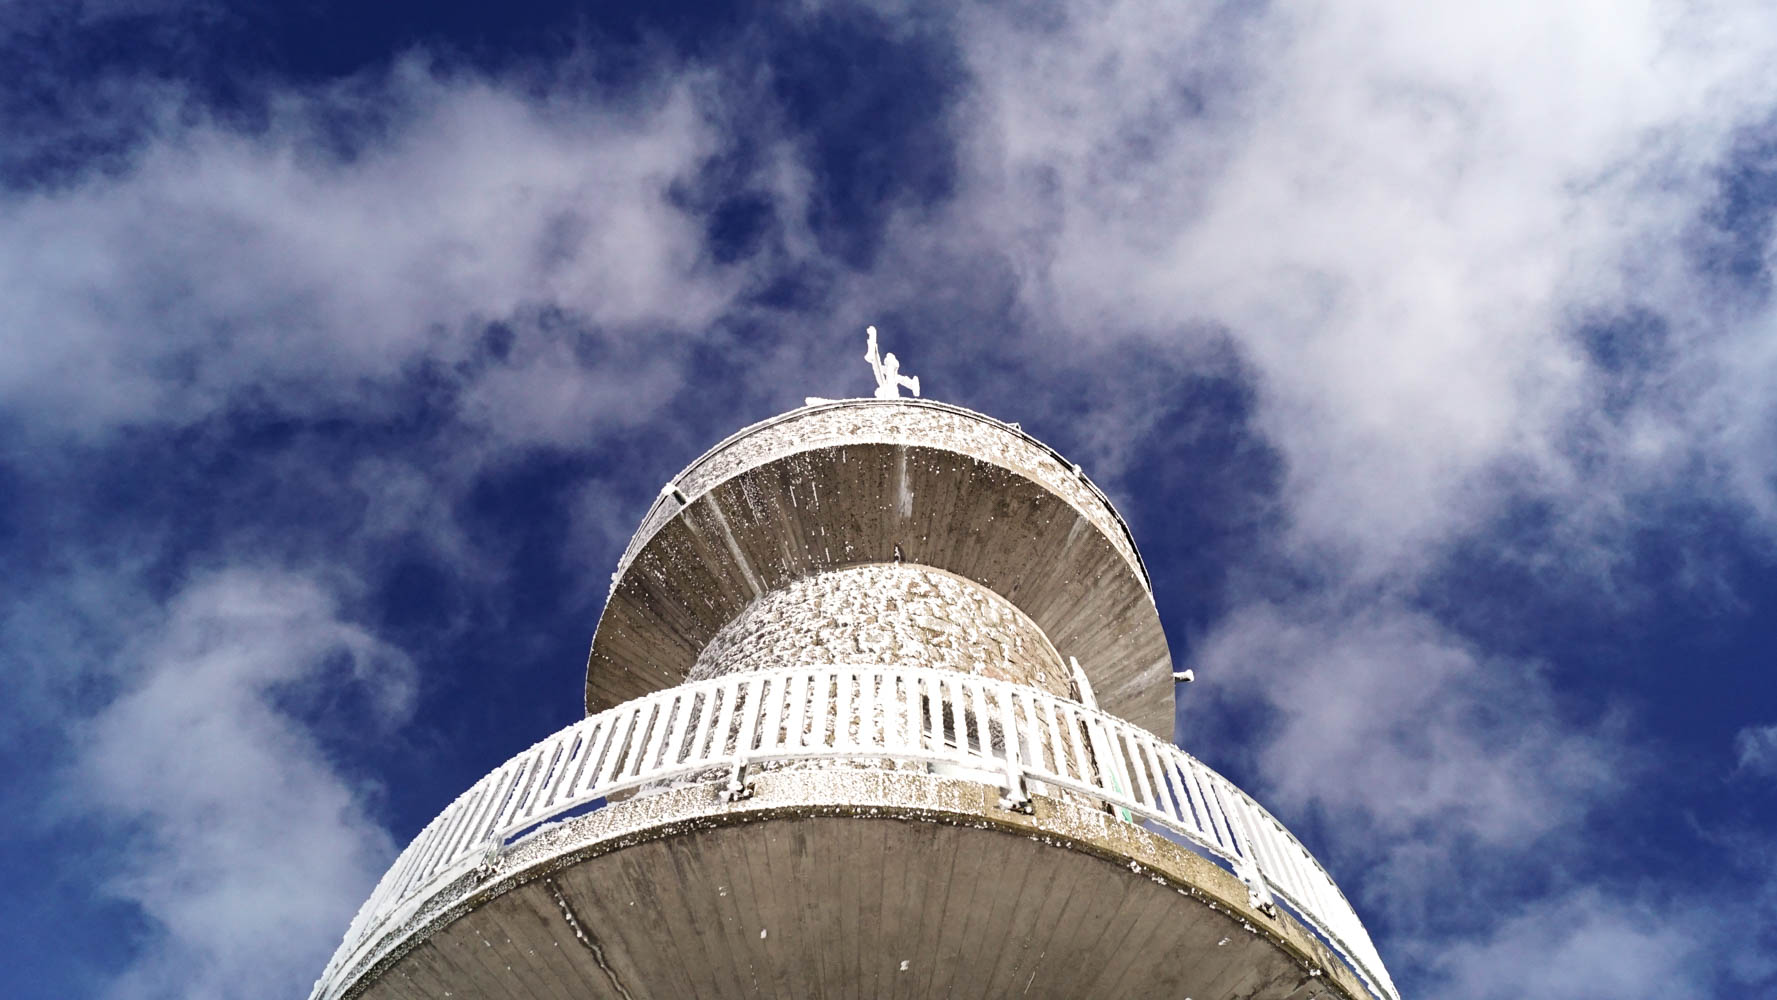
xmin=687 ymin=563 xmax=1069 ymax=698
xmin=616 ymin=400 xmax=1143 ymax=586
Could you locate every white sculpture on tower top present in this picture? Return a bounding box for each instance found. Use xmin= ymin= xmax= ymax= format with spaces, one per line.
xmin=865 ymin=325 xmax=920 ymax=399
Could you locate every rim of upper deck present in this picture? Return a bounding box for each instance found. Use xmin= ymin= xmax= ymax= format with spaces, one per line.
xmin=611 ymin=397 xmax=1152 ymax=593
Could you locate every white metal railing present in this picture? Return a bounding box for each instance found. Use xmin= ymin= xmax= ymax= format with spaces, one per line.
xmin=311 ymin=666 xmax=1398 ymax=1000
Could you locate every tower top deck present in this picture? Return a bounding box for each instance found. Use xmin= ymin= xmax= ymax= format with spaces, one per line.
xmin=586 ymin=396 xmax=1177 ymax=736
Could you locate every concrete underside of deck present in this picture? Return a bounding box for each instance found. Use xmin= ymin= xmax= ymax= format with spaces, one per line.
xmin=335 ymin=769 xmax=1368 ymax=1000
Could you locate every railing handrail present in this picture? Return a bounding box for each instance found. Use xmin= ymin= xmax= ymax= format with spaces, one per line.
xmin=312 ymin=665 xmax=1397 ymax=1000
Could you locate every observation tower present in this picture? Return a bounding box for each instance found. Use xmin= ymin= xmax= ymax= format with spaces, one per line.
xmin=311 ymin=331 xmax=1399 ymax=1000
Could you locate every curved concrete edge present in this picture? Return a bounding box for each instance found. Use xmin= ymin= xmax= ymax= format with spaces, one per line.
xmin=323 ymin=768 xmax=1371 ymax=1000
xmin=618 ymin=398 xmax=1148 ymax=590
xmin=585 ymin=401 xmax=1178 ymax=735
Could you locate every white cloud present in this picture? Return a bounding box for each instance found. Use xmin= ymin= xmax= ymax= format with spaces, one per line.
xmin=71 ymin=570 xmax=414 ymax=1000
xmin=934 ymin=0 xmax=1777 ymax=577
xmin=1191 ymin=600 xmax=1620 ymax=846
xmin=1734 ymin=723 xmax=1777 ymax=777
xmin=0 ymin=57 xmax=736 ymax=444
xmin=1428 ymin=889 xmax=1706 ymax=1000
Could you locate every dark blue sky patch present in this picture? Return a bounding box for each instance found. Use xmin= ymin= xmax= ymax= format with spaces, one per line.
xmin=669 ymin=133 xmax=780 ymax=263
xmin=1081 ymin=341 xmax=1288 ymax=642
xmin=765 ymin=7 xmax=964 ymax=268
xmin=1573 ymin=305 xmax=1672 ymax=419
xmin=1692 ymin=116 xmax=1777 ymax=302
xmin=0 ymin=822 xmax=157 ymax=1000
xmin=1416 ymin=488 xmax=1777 ymax=895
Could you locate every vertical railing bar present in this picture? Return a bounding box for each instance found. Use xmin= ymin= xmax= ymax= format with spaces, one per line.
xmin=1267 ymin=826 xmax=1312 ymax=915
xmin=539 ymin=730 xmax=586 ymax=809
xmin=1138 ymin=738 xmax=1177 ymax=820
xmin=1020 ymin=689 xmax=1046 ymax=773
xmin=493 ymin=754 xmax=537 ymax=833
xmin=394 ymin=806 xmax=460 ymax=896
xmin=445 ymin=773 xmax=507 ymax=870
xmin=1231 ymin=793 xmax=1277 ymax=881
xmin=595 ymin=705 xmax=638 ymax=788
xmin=1083 ymin=716 xmax=1118 ymax=803
xmin=883 ymin=672 xmax=908 ymax=753
xmin=899 ymin=672 xmax=922 ymax=754
xmin=1120 ymin=728 xmax=1158 ymax=811
xmin=1297 ymin=845 xmax=1338 ymax=938
xmin=1063 ymin=705 xmax=1093 ymax=794
xmin=1198 ymin=768 xmax=1238 ymax=854
xmin=997 ymin=682 xmax=1022 ymax=789
xmin=580 ymin=715 xmax=620 ymax=793
xmin=468 ymin=763 xmax=523 ymax=852
xmin=733 ymin=675 xmax=763 ymax=757
xmin=562 ymin=720 xmax=604 ymax=798
xmin=707 ymin=679 xmax=738 ymax=760
xmin=923 ymin=674 xmax=943 ymax=753
xmin=623 ymin=701 xmax=663 ymax=781
xmin=947 ymin=675 xmax=970 ymax=760
xmin=786 ymin=671 xmax=810 ymax=749
xmin=968 ymin=679 xmax=992 ymax=759
xmin=943 ymin=675 xmax=968 ymax=761
xmin=1258 ymin=803 xmax=1303 ymax=905
xmin=661 ymin=689 xmax=694 ymax=769
xmin=1284 ymin=830 xmax=1331 ymax=927
xmin=1217 ymin=782 xmax=1265 ymax=883
xmin=1168 ymin=751 xmax=1209 ymax=839
xmin=395 ymin=804 xmax=459 ymax=898
xmin=1040 ymin=697 xmax=1069 ymax=780
xmin=514 ymin=738 xmax=566 ymax=825
xmin=1311 ymin=854 xmax=1356 ymax=950
xmin=426 ymin=786 xmax=487 ymax=877
xmin=372 ymin=839 xmax=424 ymax=917
xmin=649 ymin=695 xmax=682 ymax=773
xmin=878 ymin=670 xmax=900 ymax=753
xmin=489 ymin=756 xmax=537 ymax=839
xmin=809 ymin=667 xmax=832 ymax=750
xmin=859 ymin=667 xmax=879 ymax=751
xmin=526 ymin=735 xmax=574 ymax=819
xmin=835 ymin=669 xmax=855 ymax=750
xmin=1179 ymin=756 xmax=1222 ymax=849
xmin=759 ymin=674 xmax=786 ymax=754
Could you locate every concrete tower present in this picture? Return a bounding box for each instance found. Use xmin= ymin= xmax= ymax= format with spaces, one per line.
xmin=310 ymin=346 xmax=1399 ymax=1000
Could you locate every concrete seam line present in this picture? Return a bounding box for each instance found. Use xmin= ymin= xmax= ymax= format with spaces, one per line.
xmin=545 ymin=876 xmax=636 ymax=1000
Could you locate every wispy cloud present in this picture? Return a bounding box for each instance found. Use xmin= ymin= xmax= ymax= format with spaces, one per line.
xmin=1735 ymin=723 xmax=1777 ymax=777
xmin=0 ymin=56 xmax=736 ymax=443
xmin=8 ymin=3 xmax=1777 ymax=998
xmin=68 ymin=570 xmax=413 ymax=1000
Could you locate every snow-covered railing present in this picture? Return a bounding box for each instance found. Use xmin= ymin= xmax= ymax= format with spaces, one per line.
xmin=312 ymin=666 xmax=1397 ymax=1000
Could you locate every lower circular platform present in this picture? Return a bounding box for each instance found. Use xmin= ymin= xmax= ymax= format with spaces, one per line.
xmin=336 ymin=770 xmax=1367 ymax=1000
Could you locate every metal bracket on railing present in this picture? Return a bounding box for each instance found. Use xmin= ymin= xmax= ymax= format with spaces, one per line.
xmin=997 ymin=788 xmax=1034 ymax=814
xmin=999 ymin=764 xmax=1034 ymax=814
xmin=1234 ymin=859 xmax=1279 ymax=918
xmin=722 ymin=758 xmax=755 ymax=802
xmin=473 ymin=837 xmax=504 ymax=878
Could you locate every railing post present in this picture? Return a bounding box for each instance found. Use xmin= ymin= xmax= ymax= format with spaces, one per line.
xmin=722 ymin=757 xmax=754 ymax=802
xmin=996 ymin=686 xmax=1033 ymax=813
xmin=1221 ymin=789 xmax=1279 ymax=917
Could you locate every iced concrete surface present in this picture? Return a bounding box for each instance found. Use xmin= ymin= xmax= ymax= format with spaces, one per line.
xmin=589 ymin=400 xmax=1174 ymax=737
xmin=339 ymin=769 xmax=1367 ymax=1000
xmin=312 ymin=396 xmax=1399 ymax=1000
xmin=688 ymin=563 xmax=1070 ymax=698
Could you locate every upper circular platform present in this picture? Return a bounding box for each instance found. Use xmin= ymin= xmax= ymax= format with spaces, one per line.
xmin=586 ymin=398 xmax=1176 ymax=737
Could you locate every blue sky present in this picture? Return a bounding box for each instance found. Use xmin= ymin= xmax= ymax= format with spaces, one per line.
xmin=3 ymin=1 xmax=1776 ymax=997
